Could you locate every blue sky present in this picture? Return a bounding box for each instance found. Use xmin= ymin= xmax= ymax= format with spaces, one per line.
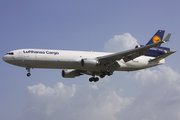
xmin=0 ymin=0 xmax=180 ymax=120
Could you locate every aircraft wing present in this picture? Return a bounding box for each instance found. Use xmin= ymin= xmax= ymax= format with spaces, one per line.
xmin=149 ymin=51 xmax=176 ymax=63
xmin=97 ymin=34 xmax=171 ymax=64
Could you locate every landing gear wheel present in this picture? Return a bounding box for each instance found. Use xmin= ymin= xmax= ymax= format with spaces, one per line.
xmin=100 ymin=70 xmax=113 ymax=78
xmin=27 ymin=73 xmax=31 ymax=77
xmin=107 ymin=71 xmax=113 ymax=76
xmin=89 ymin=77 xmax=93 ymax=82
xmin=100 ymin=74 xmax=105 ymax=78
xmin=89 ymin=77 xmax=99 ymax=82
xmin=94 ymin=77 xmax=99 ymax=82
xmin=26 ymin=67 xmax=31 ymax=77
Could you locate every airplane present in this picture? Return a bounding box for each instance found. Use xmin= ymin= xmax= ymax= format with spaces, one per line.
xmin=2 ymin=30 xmax=176 ymax=82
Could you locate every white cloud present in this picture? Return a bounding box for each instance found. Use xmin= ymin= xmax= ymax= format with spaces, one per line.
xmin=20 ymin=82 xmax=133 ymax=120
xmin=104 ymin=33 xmax=139 ymax=52
xmin=116 ymin=65 xmax=180 ymax=120
xmin=90 ymin=84 xmax=98 ymax=89
xmin=20 ymin=66 xmax=180 ymax=120
xmin=135 ymin=65 xmax=180 ymax=87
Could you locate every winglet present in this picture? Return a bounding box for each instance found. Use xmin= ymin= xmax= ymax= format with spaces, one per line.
xmin=163 ymin=33 xmax=171 ymax=42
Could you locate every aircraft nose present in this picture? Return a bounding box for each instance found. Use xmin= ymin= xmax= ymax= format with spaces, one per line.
xmin=2 ymin=56 xmax=7 ymax=62
xmin=2 ymin=55 xmax=12 ymax=62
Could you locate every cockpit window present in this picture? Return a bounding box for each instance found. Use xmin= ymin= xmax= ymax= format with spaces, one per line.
xmin=6 ymin=52 xmax=14 ymax=55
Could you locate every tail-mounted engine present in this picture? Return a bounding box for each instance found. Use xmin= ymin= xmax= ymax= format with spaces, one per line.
xmin=135 ymin=45 xmax=140 ymax=48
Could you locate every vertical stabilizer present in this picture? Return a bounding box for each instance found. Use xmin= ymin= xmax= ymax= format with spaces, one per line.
xmin=146 ymin=30 xmax=165 ymax=46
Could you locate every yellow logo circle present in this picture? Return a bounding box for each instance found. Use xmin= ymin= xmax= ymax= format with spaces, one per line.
xmin=153 ymin=35 xmax=161 ymax=43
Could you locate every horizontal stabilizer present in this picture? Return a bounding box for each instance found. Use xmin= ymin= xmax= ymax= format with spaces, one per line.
xmin=149 ymin=51 xmax=176 ymax=63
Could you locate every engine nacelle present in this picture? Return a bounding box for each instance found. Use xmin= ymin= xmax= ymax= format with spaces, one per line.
xmin=81 ymin=58 xmax=100 ymax=68
xmin=135 ymin=45 xmax=140 ymax=48
xmin=62 ymin=69 xmax=81 ymax=78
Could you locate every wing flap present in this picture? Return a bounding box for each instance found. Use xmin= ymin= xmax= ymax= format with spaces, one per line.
xmin=123 ymin=50 xmax=147 ymax=62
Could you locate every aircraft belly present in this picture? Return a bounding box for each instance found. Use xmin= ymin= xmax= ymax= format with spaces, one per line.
xmin=31 ymin=60 xmax=79 ymax=69
xmin=31 ymin=60 xmax=103 ymax=71
xmin=5 ymin=60 xmax=35 ymax=68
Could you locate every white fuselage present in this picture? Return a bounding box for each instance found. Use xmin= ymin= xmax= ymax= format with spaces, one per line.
xmin=2 ymin=49 xmax=165 ymax=72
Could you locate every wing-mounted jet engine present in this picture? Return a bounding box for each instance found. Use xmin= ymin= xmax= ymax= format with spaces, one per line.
xmin=62 ymin=69 xmax=82 ymax=78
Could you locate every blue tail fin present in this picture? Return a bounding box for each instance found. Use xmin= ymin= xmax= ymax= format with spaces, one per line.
xmin=146 ymin=30 xmax=165 ymax=46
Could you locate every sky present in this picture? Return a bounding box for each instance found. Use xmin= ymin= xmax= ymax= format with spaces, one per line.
xmin=0 ymin=0 xmax=180 ymax=120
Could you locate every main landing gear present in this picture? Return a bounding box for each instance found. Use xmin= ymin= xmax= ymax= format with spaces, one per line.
xmin=100 ymin=70 xmax=113 ymax=78
xmin=89 ymin=70 xmax=113 ymax=82
xmin=26 ymin=67 xmax=31 ymax=77
xmin=89 ymin=72 xmax=100 ymax=82
xmin=89 ymin=77 xmax=99 ymax=82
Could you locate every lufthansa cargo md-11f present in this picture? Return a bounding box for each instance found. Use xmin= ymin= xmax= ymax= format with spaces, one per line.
xmin=2 ymin=30 xmax=176 ymax=82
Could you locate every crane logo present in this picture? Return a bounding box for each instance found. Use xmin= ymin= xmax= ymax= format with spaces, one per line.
xmin=153 ymin=35 xmax=161 ymax=43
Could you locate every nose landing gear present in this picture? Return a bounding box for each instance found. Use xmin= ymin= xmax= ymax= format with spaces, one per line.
xmin=27 ymin=73 xmax=31 ymax=77
xmin=26 ymin=67 xmax=31 ymax=77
